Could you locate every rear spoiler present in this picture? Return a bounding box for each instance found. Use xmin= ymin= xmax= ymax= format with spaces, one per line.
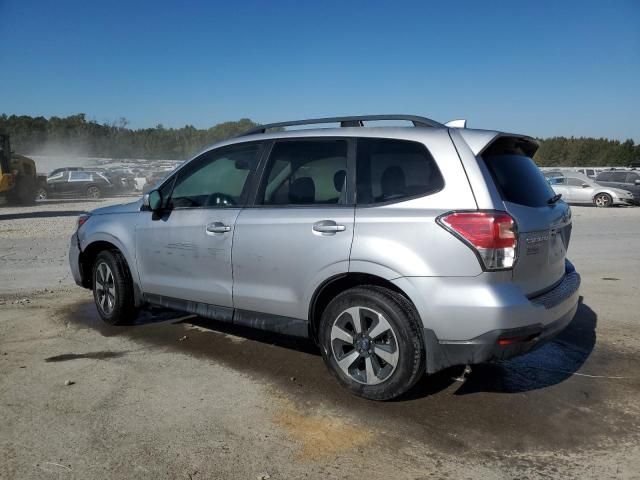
xmin=457 ymin=129 xmax=539 ymax=158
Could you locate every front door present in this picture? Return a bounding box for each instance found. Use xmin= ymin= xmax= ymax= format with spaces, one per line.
xmin=135 ymin=142 xmax=263 ymax=307
xmin=47 ymin=171 xmax=70 ymax=196
xmin=233 ymin=138 xmax=355 ymax=322
xmin=566 ymin=177 xmax=593 ymax=203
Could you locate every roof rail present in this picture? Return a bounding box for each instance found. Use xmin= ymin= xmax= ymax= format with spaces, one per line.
xmin=238 ymin=114 xmax=443 ymax=137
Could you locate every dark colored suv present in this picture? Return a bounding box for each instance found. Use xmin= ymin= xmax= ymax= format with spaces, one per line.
xmin=42 ymin=170 xmax=113 ymax=199
xmin=595 ymin=170 xmax=640 ymax=204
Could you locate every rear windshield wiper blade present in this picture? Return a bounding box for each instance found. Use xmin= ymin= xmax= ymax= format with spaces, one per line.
xmin=548 ymin=193 xmax=562 ymax=205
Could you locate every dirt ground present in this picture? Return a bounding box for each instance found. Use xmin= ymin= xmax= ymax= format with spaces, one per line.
xmin=1 ymin=199 xmax=639 ymax=479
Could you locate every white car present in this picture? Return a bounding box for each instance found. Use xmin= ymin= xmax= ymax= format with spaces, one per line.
xmin=549 ymin=173 xmax=635 ymax=207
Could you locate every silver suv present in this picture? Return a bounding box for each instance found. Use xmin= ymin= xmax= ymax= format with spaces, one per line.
xmin=69 ymin=115 xmax=581 ymax=400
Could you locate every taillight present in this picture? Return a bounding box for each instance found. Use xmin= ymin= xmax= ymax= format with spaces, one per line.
xmin=437 ymin=211 xmax=517 ymax=270
xmin=77 ymin=214 xmax=91 ymax=230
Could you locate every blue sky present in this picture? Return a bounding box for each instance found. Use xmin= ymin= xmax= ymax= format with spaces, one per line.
xmin=1 ymin=0 xmax=638 ymax=140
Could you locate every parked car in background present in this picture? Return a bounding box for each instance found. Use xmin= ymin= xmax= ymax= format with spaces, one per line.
xmin=549 ymin=173 xmax=635 ymax=207
xmin=542 ymin=170 xmax=564 ymax=180
xmin=595 ymin=170 xmax=640 ymax=205
xmin=40 ymin=170 xmax=113 ymax=199
xmin=69 ymin=114 xmax=581 ymax=401
xmin=575 ymin=167 xmax=603 ymax=179
xmin=142 ymin=171 xmax=170 ymax=193
xmin=104 ymin=169 xmax=137 ymax=193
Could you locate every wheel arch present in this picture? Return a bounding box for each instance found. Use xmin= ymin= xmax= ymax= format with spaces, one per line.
xmin=593 ymin=191 xmax=613 ymax=206
xmin=308 ymin=272 xmax=419 ymax=343
xmin=79 ymin=239 xmax=143 ymax=306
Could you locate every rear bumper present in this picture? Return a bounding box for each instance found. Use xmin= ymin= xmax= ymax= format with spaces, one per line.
xmin=394 ymin=261 xmax=581 ymax=374
xmin=423 ymin=297 xmax=578 ymax=374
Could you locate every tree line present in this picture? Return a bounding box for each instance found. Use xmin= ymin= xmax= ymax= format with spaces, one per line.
xmin=1 ymin=113 xmax=639 ymax=166
xmin=0 ymin=113 xmax=257 ymax=160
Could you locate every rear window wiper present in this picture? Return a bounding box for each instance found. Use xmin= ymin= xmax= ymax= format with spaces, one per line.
xmin=548 ymin=193 xmax=562 ymax=205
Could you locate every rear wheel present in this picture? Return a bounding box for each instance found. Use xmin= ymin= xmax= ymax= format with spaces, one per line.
xmin=594 ymin=193 xmax=612 ymax=208
xmin=92 ymin=250 xmax=138 ymax=325
xmin=86 ymin=185 xmax=101 ymax=199
xmin=318 ymin=286 xmax=424 ymax=400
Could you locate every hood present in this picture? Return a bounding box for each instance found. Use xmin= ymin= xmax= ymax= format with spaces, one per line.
xmin=91 ymin=199 xmax=142 ymax=215
xmin=599 ymin=186 xmax=634 ymax=197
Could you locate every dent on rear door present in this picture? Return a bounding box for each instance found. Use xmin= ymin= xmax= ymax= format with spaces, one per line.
xmin=232 ymin=207 xmax=355 ymax=320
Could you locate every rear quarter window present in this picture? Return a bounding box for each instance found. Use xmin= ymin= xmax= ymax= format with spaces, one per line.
xmin=356 ymin=138 xmax=443 ymax=204
xmin=483 ymin=154 xmax=555 ymax=208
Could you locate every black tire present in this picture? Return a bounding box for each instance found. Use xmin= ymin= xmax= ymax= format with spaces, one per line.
xmin=86 ymin=185 xmax=101 ymax=199
xmin=594 ymin=192 xmax=612 ymax=208
xmin=318 ymin=286 xmax=425 ymax=401
xmin=92 ymin=250 xmax=138 ymax=325
xmin=35 ymin=187 xmax=48 ymax=201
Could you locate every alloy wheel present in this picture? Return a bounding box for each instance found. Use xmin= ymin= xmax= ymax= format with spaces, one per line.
xmin=95 ymin=262 xmax=116 ymax=315
xmin=330 ymin=306 xmax=399 ymax=385
xmin=87 ymin=186 xmax=101 ymax=199
xmin=595 ymin=194 xmax=611 ymax=207
xmin=35 ymin=188 xmax=47 ymax=201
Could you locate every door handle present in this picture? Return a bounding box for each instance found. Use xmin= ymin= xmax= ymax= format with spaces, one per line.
xmin=313 ymin=220 xmax=346 ymax=234
xmin=206 ymin=222 xmax=231 ymax=234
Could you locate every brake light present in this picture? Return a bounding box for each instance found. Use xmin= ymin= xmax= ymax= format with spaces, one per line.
xmin=438 ymin=212 xmax=517 ymax=270
xmin=77 ymin=214 xmax=91 ymax=230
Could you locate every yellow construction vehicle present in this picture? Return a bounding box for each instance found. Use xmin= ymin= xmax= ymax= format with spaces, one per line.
xmin=0 ymin=133 xmax=38 ymax=205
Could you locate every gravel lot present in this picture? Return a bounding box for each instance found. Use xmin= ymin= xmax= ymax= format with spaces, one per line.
xmin=1 ymin=199 xmax=639 ymax=479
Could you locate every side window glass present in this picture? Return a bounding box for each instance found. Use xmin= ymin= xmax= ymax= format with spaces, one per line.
xmin=260 ymin=140 xmax=349 ymax=205
xmin=626 ymin=173 xmax=639 ymax=184
xmin=169 ymin=143 xmax=261 ymax=208
xmin=611 ymin=172 xmax=628 ymax=182
xmin=566 ymin=178 xmax=583 ymax=186
xmin=69 ymin=171 xmax=92 ymax=181
xmin=48 ymin=171 xmax=65 ymax=181
xmin=597 ymin=172 xmax=611 ymax=182
xmin=356 ymin=138 xmax=444 ymax=204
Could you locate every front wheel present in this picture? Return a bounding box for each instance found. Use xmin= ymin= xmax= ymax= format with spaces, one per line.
xmin=92 ymin=250 xmax=138 ymax=325
xmin=318 ymin=286 xmax=425 ymax=401
xmin=35 ymin=187 xmax=48 ymax=201
xmin=594 ymin=193 xmax=612 ymax=208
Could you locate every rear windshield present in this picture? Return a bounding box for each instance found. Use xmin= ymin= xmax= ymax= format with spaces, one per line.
xmin=483 ymin=154 xmax=555 ymax=208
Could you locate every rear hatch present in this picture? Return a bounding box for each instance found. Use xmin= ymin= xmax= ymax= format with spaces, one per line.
xmin=481 ymin=137 xmax=572 ymax=297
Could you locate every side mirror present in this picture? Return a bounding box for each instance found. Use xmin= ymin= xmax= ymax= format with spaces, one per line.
xmin=635 ymin=179 xmax=640 ymax=186
xmin=581 ymin=184 xmax=589 ymax=188
xmin=146 ymin=190 xmax=163 ymax=211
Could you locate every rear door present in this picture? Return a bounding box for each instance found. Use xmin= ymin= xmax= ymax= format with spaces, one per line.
xmin=232 ymin=138 xmax=355 ymax=322
xmin=481 ymin=143 xmax=571 ymax=296
xmin=68 ymin=171 xmax=93 ymax=195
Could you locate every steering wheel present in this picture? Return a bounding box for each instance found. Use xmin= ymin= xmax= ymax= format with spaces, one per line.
xmin=205 ymin=192 xmax=236 ymax=206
